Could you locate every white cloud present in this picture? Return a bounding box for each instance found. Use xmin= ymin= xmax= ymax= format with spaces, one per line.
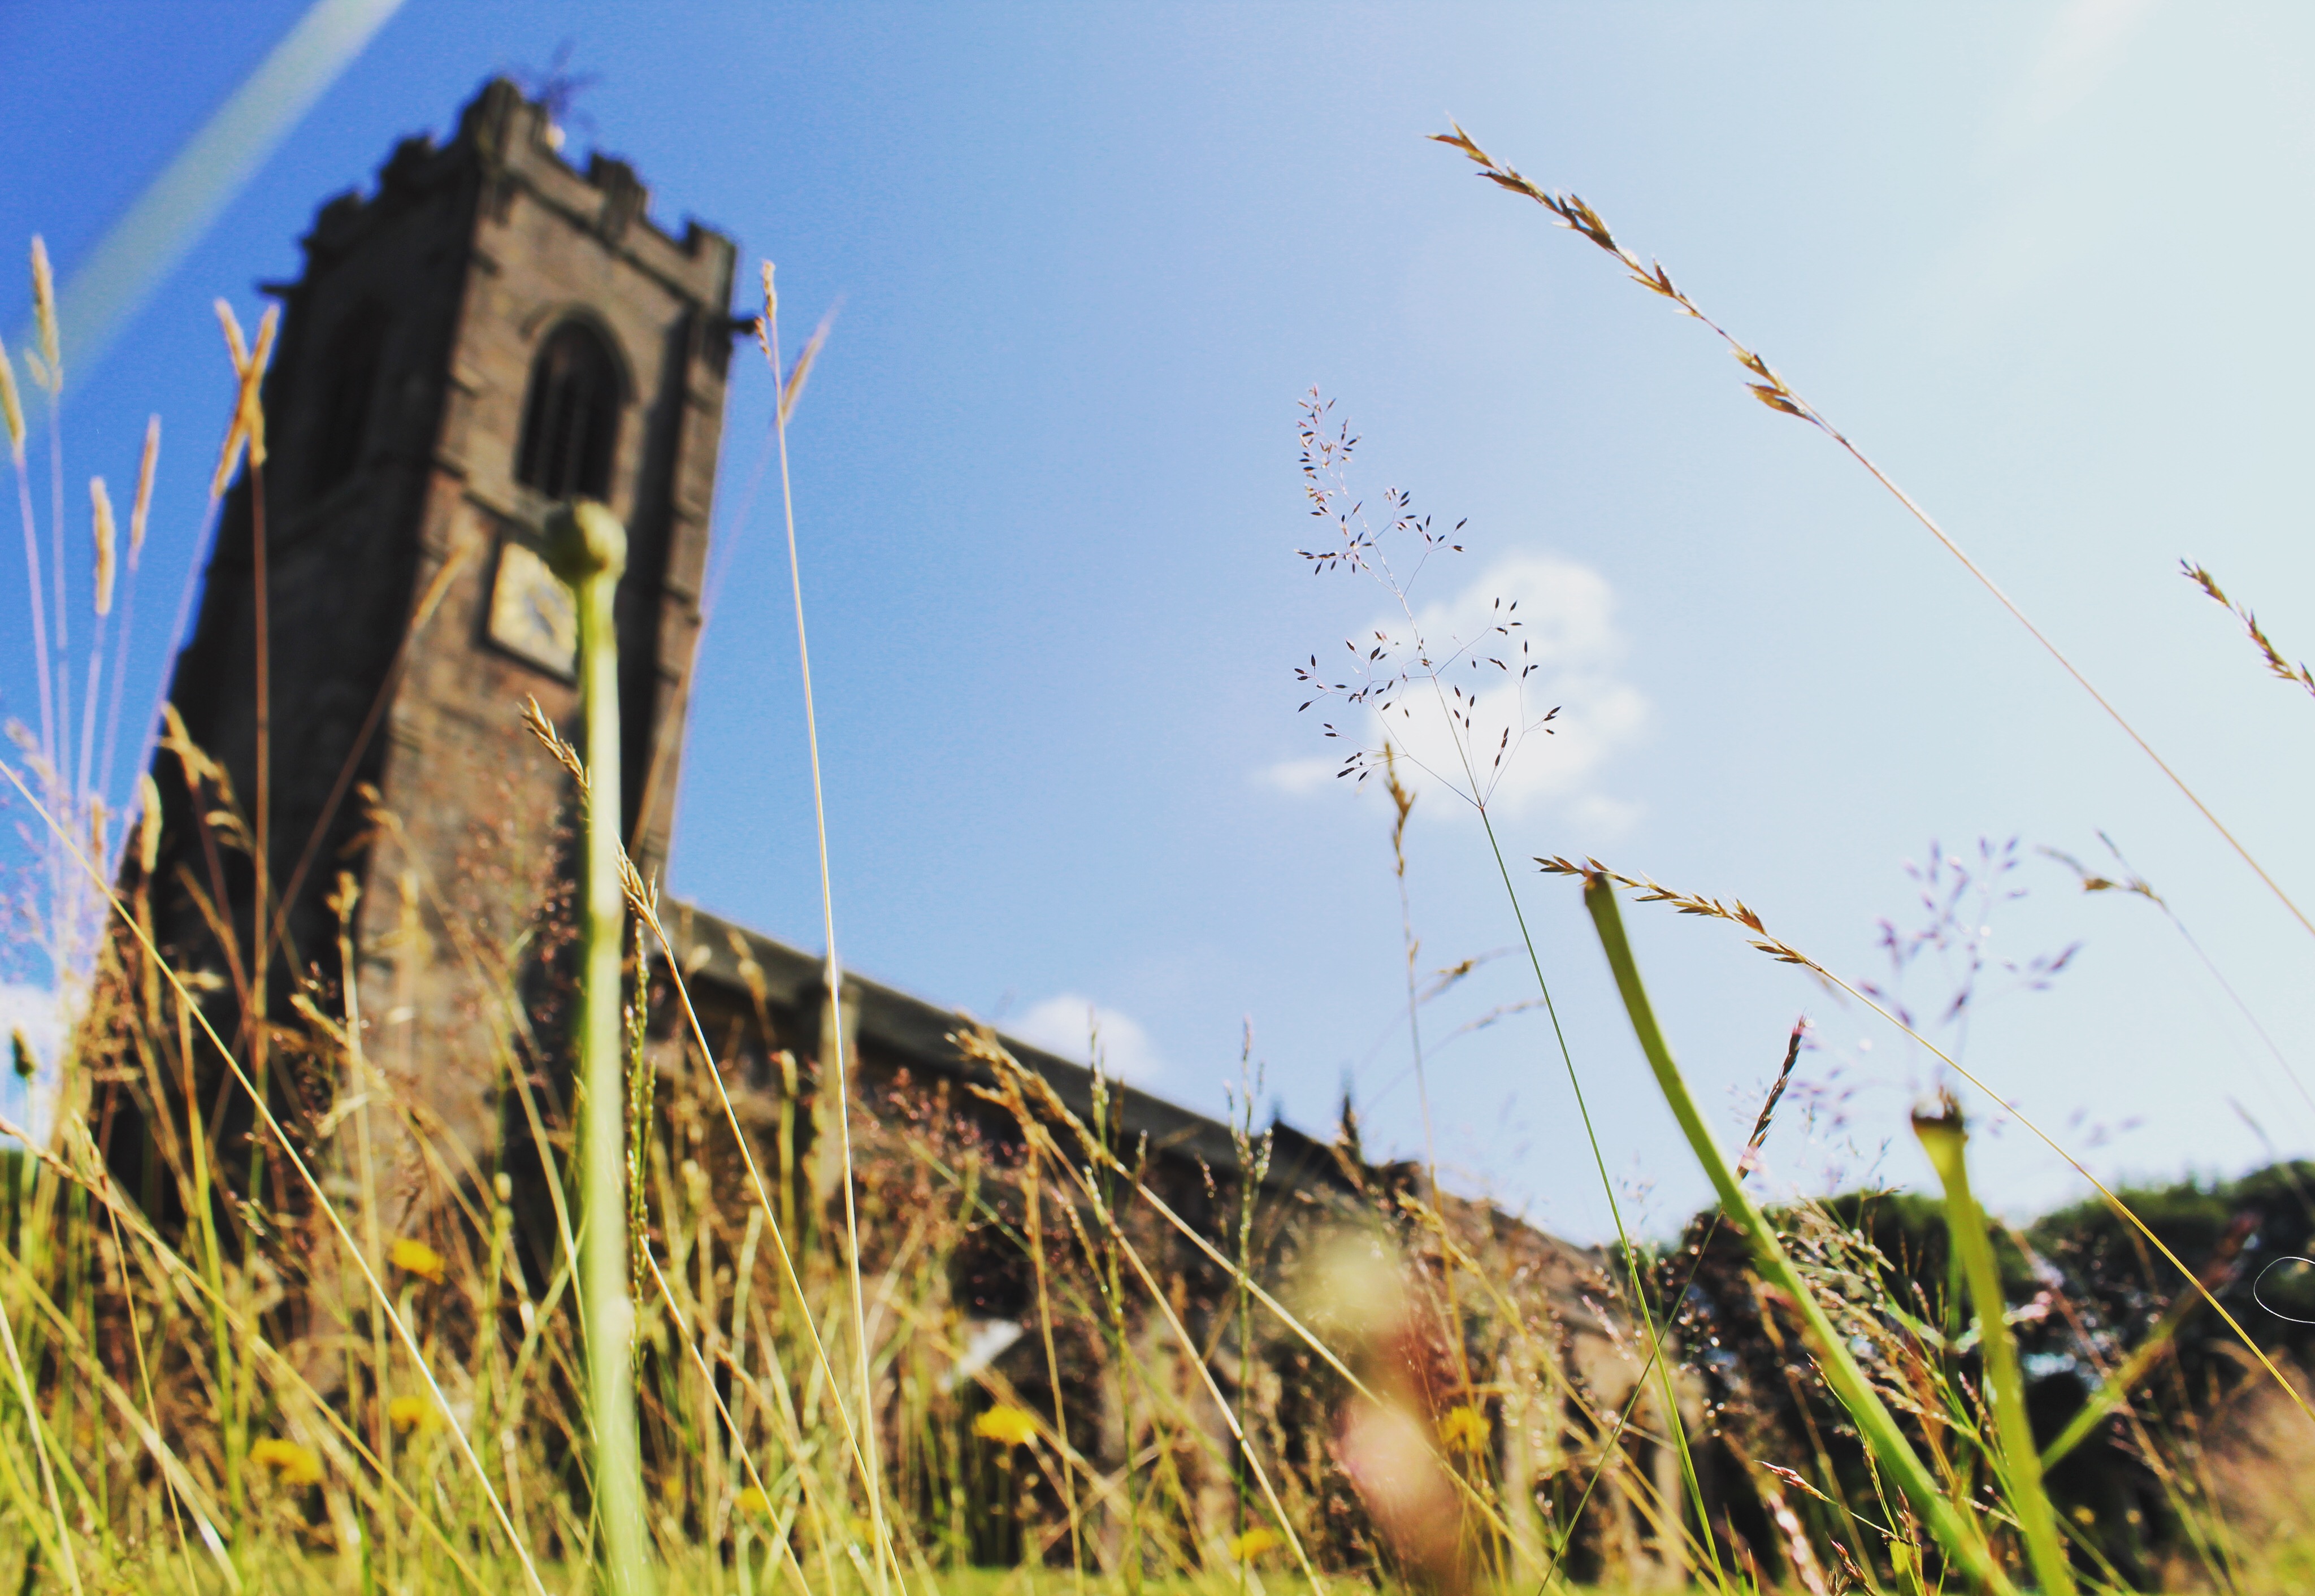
xmin=2017 ymin=0 xmax=2157 ymax=129
xmin=1006 ymin=993 xmax=1167 ymax=1086
xmin=1272 ymin=551 xmax=1647 ymax=831
xmin=1255 ymin=755 xmax=1337 ymax=796
xmin=1911 ymin=3 xmax=2156 ymax=336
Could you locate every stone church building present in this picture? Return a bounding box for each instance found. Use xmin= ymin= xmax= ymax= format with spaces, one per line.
xmin=140 ymin=70 xmax=1352 ymax=1234
xmin=119 ymin=76 xmax=1700 ymax=1584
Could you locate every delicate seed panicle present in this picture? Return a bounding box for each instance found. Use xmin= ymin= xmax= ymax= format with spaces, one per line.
xmin=1538 ymin=854 xmax=1818 ymax=970
xmin=523 ymin=695 xmax=589 ymax=791
xmin=29 ymin=236 xmax=60 ymax=394
xmin=0 ymin=337 xmax=22 ymax=461
xmin=90 ymin=476 xmax=116 ymax=617
xmin=130 ymin=414 xmax=159 ymax=565
xmin=2181 ymin=559 xmax=2315 ymax=699
xmin=1431 ymin=126 xmax=1835 ymax=443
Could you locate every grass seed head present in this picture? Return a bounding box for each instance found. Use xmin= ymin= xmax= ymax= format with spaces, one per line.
xmin=136 ymin=771 xmax=162 ymax=876
xmin=2182 ymin=558 xmax=2315 ymax=697
xmin=0 ymin=337 xmax=22 ymax=462
xmin=130 ymin=414 xmax=159 ymax=564
xmin=29 ymin=235 xmax=60 ymax=393
xmin=211 ymin=299 xmax=278 ymax=496
xmin=89 ymin=475 xmax=116 ymax=616
xmin=779 ymin=313 xmax=830 ymax=427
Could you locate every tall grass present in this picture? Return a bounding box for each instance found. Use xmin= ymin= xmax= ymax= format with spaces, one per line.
xmin=3 ymin=131 xmax=2315 ymax=1596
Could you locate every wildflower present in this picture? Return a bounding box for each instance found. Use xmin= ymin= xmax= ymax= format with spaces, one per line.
xmin=386 ymin=1395 xmax=433 ymax=1434
xmin=1438 ymin=1403 xmax=1490 ymax=1455
xmin=1227 ymin=1526 xmax=1280 ymax=1563
xmin=736 ymin=1485 xmax=773 ymax=1518
xmin=972 ymin=1404 xmax=1038 ymax=1447
xmin=389 ymin=1237 xmax=446 ymax=1284
xmin=250 ymin=1437 xmax=323 ymax=1486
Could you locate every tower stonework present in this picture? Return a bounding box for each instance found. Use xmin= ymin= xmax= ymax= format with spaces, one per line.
xmin=136 ymin=76 xmax=1360 ymax=1252
xmin=155 ymin=79 xmax=737 ymax=1168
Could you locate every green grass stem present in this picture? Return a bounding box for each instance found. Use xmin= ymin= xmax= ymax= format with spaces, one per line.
xmin=545 ymin=498 xmax=649 ymax=1595
xmin=1914 ymin=1105 xmax=2074 ymax=1595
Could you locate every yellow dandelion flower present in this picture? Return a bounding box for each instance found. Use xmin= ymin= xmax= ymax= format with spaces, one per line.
xmin=387 ymin=1395 xmax=434 ymax=1433
xmin=972 ymin=1404 xmax=1038 ymax=1447
xmin=736 ymin=1485 xmax=774 ymax=1517
xmin=1227 ymin=1526 xmax=1280 ymax=1563
xmin=389 ymin=1237 xmax=446 ymax=1283
xmin=1438 ymin=1403 xmax=1490 ymax=1454
xmin=250 ymin=1437 xmax=323 ymax=1486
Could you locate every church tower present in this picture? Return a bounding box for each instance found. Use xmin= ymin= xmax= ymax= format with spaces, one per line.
xmin=151 ymin=79 xmax=738 ymax=1167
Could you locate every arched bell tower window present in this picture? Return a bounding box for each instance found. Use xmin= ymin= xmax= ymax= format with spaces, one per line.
xmin=515 ymin=319 xmax=621 ymax=501
xmin=312 ymin=306 xmax=386 ymax=493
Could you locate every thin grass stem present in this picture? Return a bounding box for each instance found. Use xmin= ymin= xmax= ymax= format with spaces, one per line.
xmin=760 ymin=260 xmax=892 ymax=1596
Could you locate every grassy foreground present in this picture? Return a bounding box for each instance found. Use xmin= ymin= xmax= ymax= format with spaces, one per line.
xmin=5 ymin=128 xmax=2315 ymax=1595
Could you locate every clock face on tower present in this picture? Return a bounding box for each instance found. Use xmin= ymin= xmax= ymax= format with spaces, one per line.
xmin=486 ymin=537 xmax=579 ymax=679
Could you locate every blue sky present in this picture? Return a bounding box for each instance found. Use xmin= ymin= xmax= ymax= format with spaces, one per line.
xmin=6 ymin=2 xmax=2315 ymax=1241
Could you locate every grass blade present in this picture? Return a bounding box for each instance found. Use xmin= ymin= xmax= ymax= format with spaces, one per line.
xmin=1914 ymin=1102 xmax=2074 ymax=1595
